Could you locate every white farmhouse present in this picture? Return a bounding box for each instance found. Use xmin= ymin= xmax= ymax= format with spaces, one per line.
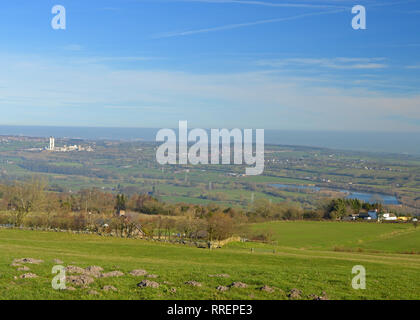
xmin=379 ymin=213 xmax=397 ymax=221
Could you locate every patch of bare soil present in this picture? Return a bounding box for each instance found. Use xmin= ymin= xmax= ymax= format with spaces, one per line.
xmin=103 ymin=285 xmax=118 ymax=292
xmin=185 ymin=281 xmax=202 ymax=287
xmin=288 ymin=288 xmax=302 ymax=299
xmin=13 ymin=258 xmax=43 ymax=265
xmin=137 ymin=280 xmax=159 ymax=288
xmin=259 ymin=285 xmax=275 ymax=293
xmin=229 ymin=282 xmax=247 ymax=288
xmin=84 ymin=266 xmax=104 ymax=277
xmin=216 ymin=285 xmax=229 ymax=292
xmin=101 ymin=271 xmax=124 ymax=278
xmin=67 ymin=275 xmax=94 ymax=287
xmin=20 ymin=273 xmax=38 ymax=279
xmin=309 ymin=291 xmax=329 ymax=300
xmin=130 ymin=269 xmax=148 ymax=276
xmin=65 ymin=265 xmax=85 ymax=274
xmin=85 ymin=266 xmax=104 ymax=273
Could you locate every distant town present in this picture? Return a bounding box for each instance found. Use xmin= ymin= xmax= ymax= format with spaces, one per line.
xmin=0 ymin=135 xmax=94 ymax=152
xmin=46 ymin=136 xmax=93 ymax=152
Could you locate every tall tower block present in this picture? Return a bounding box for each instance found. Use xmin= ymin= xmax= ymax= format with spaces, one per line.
xmin=49 ymin=137 xmax=55 ymax=151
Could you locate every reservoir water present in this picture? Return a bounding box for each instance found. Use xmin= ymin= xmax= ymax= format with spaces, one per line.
xmin=269 ymin=184 xmax=400 ymax=205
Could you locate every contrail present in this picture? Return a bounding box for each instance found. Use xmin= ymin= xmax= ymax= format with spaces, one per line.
xmin=170 ymin=0 xmax=346 ymax=9
xmin=152 ymin=8 xmax=346 ymax=38
xmin=152 ymin=0 xmax=416 ymax=39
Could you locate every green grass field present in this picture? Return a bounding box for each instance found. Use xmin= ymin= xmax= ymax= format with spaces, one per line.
xmin=248 ymin=221 xmax=420 ymax=253
xmin=0 ymin=222 xmax=419 ymax=300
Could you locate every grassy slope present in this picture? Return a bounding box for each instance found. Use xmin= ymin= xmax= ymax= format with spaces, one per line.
xmin=0 ymin=224 xmax=419 ymax=300
xmin=249 ymin=221 xmax=420 ymax=253
xmin=251 ymin=221 xmax=420 ymax=253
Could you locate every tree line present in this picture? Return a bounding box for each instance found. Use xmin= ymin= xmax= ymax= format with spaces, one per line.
xmin=0 ymin=177 xmax=409 ymax=242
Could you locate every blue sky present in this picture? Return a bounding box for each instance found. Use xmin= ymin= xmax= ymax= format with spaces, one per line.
xmin=0 ymin=0 xmax=419 ymax=131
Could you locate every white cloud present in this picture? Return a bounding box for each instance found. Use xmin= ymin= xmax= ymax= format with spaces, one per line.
xmin=257 ymin=57 xmax=388 ymax=70
xmin=72 ymin=56 xmax=161 ymax=64
xmin=63 ymin=44 xmax=83 ymax=51
xmin=0 ymin=53 xmax=418 ymax=131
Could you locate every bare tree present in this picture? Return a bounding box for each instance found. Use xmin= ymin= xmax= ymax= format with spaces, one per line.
xmin=8 ymin=177 xmax=47 ymax=226
xmin=207 ymin=212 xmax=235 ymax=241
